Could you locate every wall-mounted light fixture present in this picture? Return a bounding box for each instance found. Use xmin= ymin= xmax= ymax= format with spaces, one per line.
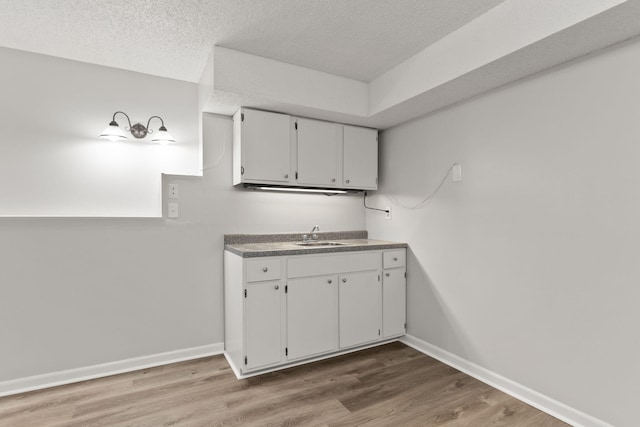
xmin=100 ymin=111 xmax=176 ymax=144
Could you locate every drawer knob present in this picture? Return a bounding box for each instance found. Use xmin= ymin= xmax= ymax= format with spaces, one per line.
xmin=274 ymin=284 xmax=279 ymax=290
xmin=327 ymin=279 xmax=332 ymax=284
xmin=263 ymin=267 xmax=268 ymax=272
xmin=345 ymin=179 xmax=350 ymax=184
xmin=342 ymin=278 xmax=347 ymax=283
xmin=393 ymin=257 xmax=398 ymax=261
xmin=386 ymin=272 xmax=390 ymax=277
xmin=284 ymin=173 xmax=289 ymax=179
xmin=331 ymin=178 xmax=336 ymax=183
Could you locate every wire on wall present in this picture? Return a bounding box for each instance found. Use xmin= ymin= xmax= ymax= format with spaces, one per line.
xmin=364 ymin=191 xmax=390 ymax=214
xmin=201 ymin=125 xmax=230 ymax=172
xmin=380 ymin=163 xmax=457 ymax=210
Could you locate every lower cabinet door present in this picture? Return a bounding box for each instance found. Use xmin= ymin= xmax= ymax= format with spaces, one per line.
xmin=339 ymin=270 xmax=381 ymax=348
xmin=287 ymin=275 xmax=338 ymax=360
xmin=383 ymin=268 xmax=406 ymax=338
xmin=245 ymin=280 xmax=282 ymax=370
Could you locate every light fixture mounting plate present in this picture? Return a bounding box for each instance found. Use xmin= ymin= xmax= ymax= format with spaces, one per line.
xmin=130 ymin=123 xmax=148 ymax=139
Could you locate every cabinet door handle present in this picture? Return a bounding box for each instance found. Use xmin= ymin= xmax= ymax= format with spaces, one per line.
xmin=342 ymin=278 xmax=347 ymax=283
xmin=393 ymin=257 xmax=398 ymax=261
xmin=274 ymin=284 xmax=279 ymax=290
xmin=345 ymin=179 xmax=350 ymax=184
xmin=331 ymin=178 xmax=336 ymax=183
xmin=327 ymin=279 xmax=332 ymax=284
xmin=284 ymin=174 xmax=289 ymax=179
xmin=263 ymin=267 xmax=268 ymax=272
xmin=386 ymin=272 xmax=390 ymax=277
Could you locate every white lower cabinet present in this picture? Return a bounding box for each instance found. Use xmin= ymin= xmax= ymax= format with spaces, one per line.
xmin=224 ymin=248 xmax=406 ymax=377
xmin=286 ymin=275 xmax=338 ymax=360
xmin=245 ymin=280 xmax=282 ymax=370
xmin=339 ymin=270 xmax=381 ymax=348
xmin=382 ymin=268 xmax=406 ymax=338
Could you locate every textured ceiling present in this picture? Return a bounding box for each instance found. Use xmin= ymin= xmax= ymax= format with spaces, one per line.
xmin=0 ymin=0 xmax=505 ymax=83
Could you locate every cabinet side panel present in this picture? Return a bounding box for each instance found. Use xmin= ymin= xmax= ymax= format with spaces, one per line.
xmin=232 ymin=110 xmax=242 ymax=185
xmin=224 ymin=251 xmax=244 ymax=368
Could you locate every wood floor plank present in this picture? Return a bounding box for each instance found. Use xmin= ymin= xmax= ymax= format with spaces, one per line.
xmin=0 ymin=343 xmax=568 ymax=426
xmin=338 ymin=361 xmax=456 ymax=413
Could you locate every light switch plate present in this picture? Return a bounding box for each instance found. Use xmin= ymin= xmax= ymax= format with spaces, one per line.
xmin=168 ymin=203 xmax=179 ymax=218
xmin=385 ymin=207 xmax=392 ymax=220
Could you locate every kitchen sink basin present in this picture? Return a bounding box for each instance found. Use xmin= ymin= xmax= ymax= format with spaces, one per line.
xmin=295 ymin=241 xmax=349 ymax=247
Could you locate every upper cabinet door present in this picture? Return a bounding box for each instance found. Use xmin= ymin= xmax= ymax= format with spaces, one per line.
xmin=296 ymin=118 xmax=341 ymax=187
xmin=236 ymin=109 xmax=292 ymax=184
xmin=343 ymin=125 xmax=378 ymax=190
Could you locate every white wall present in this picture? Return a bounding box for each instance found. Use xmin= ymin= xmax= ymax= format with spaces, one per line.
xmin=367 ymin=36 xmax=640 ymax=427
xmin=0 ymin=108 xmax=364 ymax=382
xmin=0 ymin=47 xmax=200 ymax=217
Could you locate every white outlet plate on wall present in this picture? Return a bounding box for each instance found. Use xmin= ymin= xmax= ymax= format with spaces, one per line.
xmin=168 ymin=203 xmax=179 ymax=218
xmin=452 ymin=164 xmax=462 ymax=182
xmin=168 ymin=184 xmax=179 ymax=199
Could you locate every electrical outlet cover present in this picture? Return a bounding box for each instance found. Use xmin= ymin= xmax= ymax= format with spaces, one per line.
xmin=168 ymin=203 xmax=179 ymax=218
xmin=168 ymin=184 xmax=179 ymax=199
xmin=385 ymin=207 xmax=392 ymax=220
xmin=452 ymin=164 xmax=462 ymax=182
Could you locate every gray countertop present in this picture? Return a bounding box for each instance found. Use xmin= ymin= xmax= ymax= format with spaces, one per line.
xmin=224 ymin=231 xmax=407 ymax=258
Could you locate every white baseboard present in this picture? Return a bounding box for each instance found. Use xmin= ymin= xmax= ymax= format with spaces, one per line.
xmin=400 ymin=335 xmax=611 ymax=427
xmin=0 ymin=343 xmax=224 ymax=398
xmin=223 ymin=351 xmax=243 ymax=379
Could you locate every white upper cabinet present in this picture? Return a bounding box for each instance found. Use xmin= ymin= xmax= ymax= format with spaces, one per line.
xmin=296 ymin=118 xmax=342 ymax=187
xmin=233 ymin=108 xmax=292 ymax=185
xmin=233 ymin=108 xmax=377 ymax=190
xmin=343 ymin=125 xmax=378 ymax=190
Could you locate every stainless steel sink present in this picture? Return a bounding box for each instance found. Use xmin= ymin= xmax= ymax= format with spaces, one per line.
xmin=295 ymin=241 xmax=349 ymax=247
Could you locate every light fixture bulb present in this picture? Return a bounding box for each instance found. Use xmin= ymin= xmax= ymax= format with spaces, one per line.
xmin=256 ymin=186 xmax=348 ymax=194
xmin=100 ymin=121 xmax=128 ymax=141
xmin=151 ymin=126 xmax=176 ymax=144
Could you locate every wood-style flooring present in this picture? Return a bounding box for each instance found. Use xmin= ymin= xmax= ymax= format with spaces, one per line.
xmin=0 ymin=342 xmax=568 ymax=426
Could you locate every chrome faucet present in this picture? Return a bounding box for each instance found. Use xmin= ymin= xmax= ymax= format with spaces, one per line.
xmin=310 ymin=225 xmax=319 ymax=240
xmin=303 ymin=225 xmax=320 ymax=241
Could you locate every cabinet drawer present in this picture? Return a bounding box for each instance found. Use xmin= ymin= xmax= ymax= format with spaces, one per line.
xmin=246 ymin=259 xmax=281 ymax=282
xmin=288 ymin=251 xmax=380 ymax=278
xmin=383 ymin=250 xmax=405 ymax=269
